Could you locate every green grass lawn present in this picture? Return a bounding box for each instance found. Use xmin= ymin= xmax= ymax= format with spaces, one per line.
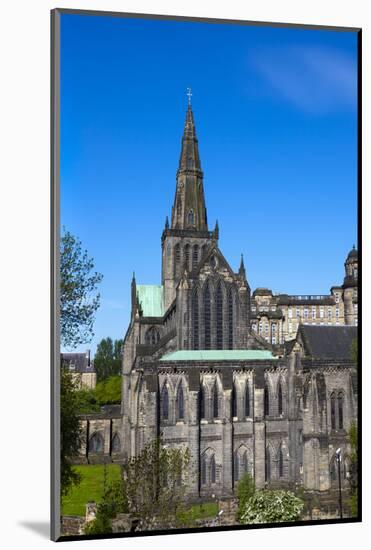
xmin=62 ymin=464 xmax=218 ymax=523
xmin=62 ymin=464 xmax=121 ymax=517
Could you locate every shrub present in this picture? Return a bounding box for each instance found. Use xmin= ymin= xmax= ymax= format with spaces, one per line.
xmin=240 ymin=489 xmax=304 ymax=524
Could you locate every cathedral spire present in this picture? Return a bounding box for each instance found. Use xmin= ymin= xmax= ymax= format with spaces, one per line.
xmin=239 ymin=254 xmax=246 ymax=278
xmin=171 ymin=95 xmax=208 ymax=231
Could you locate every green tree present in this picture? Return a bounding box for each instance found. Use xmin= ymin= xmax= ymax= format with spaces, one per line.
xmin=60 ymin=366 xmax=84 ymax=496
xmin=240 ymin=489 xmax=304 ymax=524
xmin=95 ymin=376 xmax=121 ymax=405
xmin=60 ymin=229 xmax=103 ymax=348
xmin=236 ymin=473 xmax=255 ymax=521
xmin=94 ymin=337 xmax=123 ymax=381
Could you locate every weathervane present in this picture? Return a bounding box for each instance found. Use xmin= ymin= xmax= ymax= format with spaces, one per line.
xmin=187 ymin=87 xmax=192 ymax=105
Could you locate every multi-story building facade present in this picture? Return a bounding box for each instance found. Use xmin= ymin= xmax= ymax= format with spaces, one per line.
xmin=251 ymin=247 xmax=358 ymax=345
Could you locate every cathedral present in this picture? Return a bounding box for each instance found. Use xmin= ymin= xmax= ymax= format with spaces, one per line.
xmin=115 ymin=102 xmax=358 ymax=500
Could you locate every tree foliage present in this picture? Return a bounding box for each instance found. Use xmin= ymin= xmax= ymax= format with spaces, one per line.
xmin=60 ymin=366 xmax=84 ymax=496
xmin=75 ymin=375 xmax=121 ymax=414
xmin=236 ymin=473 xmax=255 ymax=521
xmin=60 ymin=229 xmax=103 ymax=348
xmin=240 ymin=489 xmax=304 ymax=524
xmin=94 ymin=337 xmax=123 ymax=381
xmin=348 ymin=421 xmax=358 ymax=516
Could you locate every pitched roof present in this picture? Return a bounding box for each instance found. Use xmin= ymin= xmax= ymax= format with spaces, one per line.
xmin=298 ymin=325 xmax=357 ymax=359
xmin=61 ymin=351 xmax=94 ymax=373
xmin=160 ymin=350 xmax=276 ymax=361
xmin=137 ymin=285 xmax=164 ymax=317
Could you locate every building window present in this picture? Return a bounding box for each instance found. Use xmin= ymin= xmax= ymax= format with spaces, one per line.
xmin=272 ymin=323 xmax=276 ymax=333
xmin=192 ymin=290 xmax=200 ymax=349
xmin=161 ymin=385 xmax=169 ymax=420
xmin=320 ymin=306 xmax=324 ymax=318
xmin=245 ymin=382 xmax=250 ymax=417
xmin=252 ymin=323 xmax=257 ymax=333
xmin=174 ymin=243 xmax=181 ymax=277
xmin=265 ymin=323 xmax=269 ymax=334
xmin=278 ymin=382 xmax=283 ymax=415
xmin=216 ymin=283 xmax=223 ymax=350
xmin=145 ymin=327 xmax=161 ymax=345
xmin=176 ymin=382 xmax=184 ymax=420
xmin=265 ymin=447 xmax=271 ymax=482
xmin=304 ymin=308 xmax=309 ymax=319
xmin=330 ymin=393 xmax=336 ymax=430
xmin=278 ymin=447 xmax=284 ymax=478
xmin=210 ymin=455 xmax=216 ymax=484
xmin=192 ymin=244 xmax=199 ymax=269
xmin=184 ymin=243 xmax=191 ymax=272
xmin=232 ymin=383 xmax=237 ymax=418
xmin=288 ymin=308 xmax=293 ymax=318
xmin=312 ymin=307 xmax=316 ymax=319
xmin=259 ymin=322 xmax=263 ymax=334
xmin=264 ymin=384 xmax=269 ymax=417
xmin=204 ymin=283 xmax=211 ymax=349
xmin=338 ymin=392 xmax=344 ymax=430
xmin=228 ymin=289 xmax=234 ymax=350
xmin=187 ymin=209 xmax=195 ymax=226
xmin=199 ymin=385 xmax=205 ymax=420
xmin=272 ymin=336 xmax=276 ymax=344
xmin=336 ymin=307 xmax=340 ymax=318
xmin=89 ymin=433 xmax=104 ymax=454
xmin=201 ymin=455 xmax=207 ymax=485
xmin=296 ymin=307 xmax=301 ymax=318
xmin=213 ymin=381 xmax=219 ymax=419
xmin=288 ymin=322 xmax=292 ymax=333
xmin=111 ymin=433 xmax=121 ymax=453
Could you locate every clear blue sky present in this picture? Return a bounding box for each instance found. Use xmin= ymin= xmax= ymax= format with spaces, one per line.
xmin=60 ymin=13 xmax=358 ymax=354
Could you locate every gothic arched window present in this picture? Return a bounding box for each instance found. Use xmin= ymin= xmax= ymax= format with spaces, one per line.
xmin=228 ymin=289 xmax=234 ymax=349
xmin=187 ymin=209 xmax=195 ymax=226
xmin=265 ymin=447 xmax=271 ymax=482
xmin=174 ymin=243 xmax=181 ymax=277
xmin=192 ymin=244 xmax=199 ymax=270
xmin=204 ymin=283 xmax=211 ymax=349
xmin=210 ymin=455 xmax=216 ymax=484
xmin=89 ymin=432 xmax=103 ymax=454
xmin=213 ymin=381 xmax=219 ymax=419
xmin=184 ymin=244 xmax=191 ymax=272
xmin=145 ymin=327 xmax=160 ymax=346
xmin=278 ymin=381 xmax=283 ymax=416
xmin=264 ymin=384 xmax=270 ymax=417
xmin=192 ymin=290 xmax=200 ymax=350
xmin=201 ymin=454 xmax=207 ymax=485
xmin=242 ymin=451 xmax=248 ymax=476
xmin=216 ymin=283 xmax=223 ymax=349
xmin=330 ymin=393 xmax=336 ymax=430
xmin=279 ymin=447 xmax=284 ymax=478
xmin=177 ymin=382 xmax=184 ymax=420
xmin=161 ymin=385 xmax=169 ymax=420
xmin=234 ymin=452 xmax=239 ymax=482
xmin=111 ymin=433 xmax=121 ymax=453
xmin=245 ymin=382 xmax=250 ymax=417
xmin=199 ymin=385 xmax=205 ymax=420
xmin=338 ymin=392 xmax=344 ymax=430
xmin=232 ymin=383 xmax=237 ymax=418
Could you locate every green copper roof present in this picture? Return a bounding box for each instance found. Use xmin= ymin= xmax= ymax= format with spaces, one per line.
xmin=160 ymin=350 xmax=276 ymax=361
xmin=137 ymin=285 xmax=164 ymax=317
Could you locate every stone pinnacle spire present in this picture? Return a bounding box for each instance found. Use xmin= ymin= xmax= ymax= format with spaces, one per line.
xmin=171 ymin=96 xmax=208 ymax=231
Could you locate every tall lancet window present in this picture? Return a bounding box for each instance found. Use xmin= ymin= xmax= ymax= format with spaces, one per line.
xmin=330 ymin=393 xmax=336 ymax=430
xmin=204 ymin=283 xmax=211 ymax=349
xmin=213 ymin=381 xmax=219 ymax=419
xmin=279 ymin=447 xmax=284 ymax=478
xmin=199 ymin=385 xmax=205 ymax=420
xmin=176 ymin=382 xmax=184 ymax=420
xmin=210 ymin=455 xmax=216 ymax=484
xmin=278 ymin=381 xmax=283 ymax=416
xmin=232 ymin=383 xmax=237 ymax=418
xmin=265 ymin=447 xmax=271 ymax=482
xmin=245 ymin=382 xmax=250 ymax=417
xmin=228 ymin=289 xmax=234 ymax=349
xmin=192 ymin=290 xmax=200 ymax=349
xmin=184 ymin=244 xmax=191 ymax=272
xmin=161 ymin=385 xmax=169 ymax=420
xmin=174 ymin=243 xmax=181 ymax=278
xmin=192 ymin=244 xmax=199 ymax=270
xmin=338 ymin=392 xmax=344 ymax=430
xmin=264 ymin=383 xmax=270 ymax=417
xmin=216 ymin=284 xmax=223 ymax=349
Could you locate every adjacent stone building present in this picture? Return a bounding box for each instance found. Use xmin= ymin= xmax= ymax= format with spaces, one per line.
xmin=115 ymin=103 xmax=358 ymax=502
xmin=62 ymin=350 xmax=97 ymax=389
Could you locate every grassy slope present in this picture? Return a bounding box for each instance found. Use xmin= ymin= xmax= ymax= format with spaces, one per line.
xmin=62 ymin=464 xmax=121 ymax=516
xmin=62 ymin=464 xmax=219 ymax=521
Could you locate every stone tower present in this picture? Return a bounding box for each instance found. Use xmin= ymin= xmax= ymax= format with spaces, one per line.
xmin=161 ymin=103 xmax=217 ymax=310
xmin=343 ymin=246 xmax=358 ymax=325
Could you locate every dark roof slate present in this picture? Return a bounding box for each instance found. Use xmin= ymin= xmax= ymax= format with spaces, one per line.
xmin=61 ymin=351 xmax=95 ymax=373
xmin=298 ymin=325 xmax=357 ymax=360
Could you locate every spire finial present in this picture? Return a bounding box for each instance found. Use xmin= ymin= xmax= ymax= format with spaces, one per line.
xmin=239 ymin=253 xmax=246 ymax=277
xmin=132 ymin=271 xmax=136 ymax=282
xmin=187 ymin=87 xmax=192 ymax=106
xmin=165 ymin=216 xmax=169 ymax=229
